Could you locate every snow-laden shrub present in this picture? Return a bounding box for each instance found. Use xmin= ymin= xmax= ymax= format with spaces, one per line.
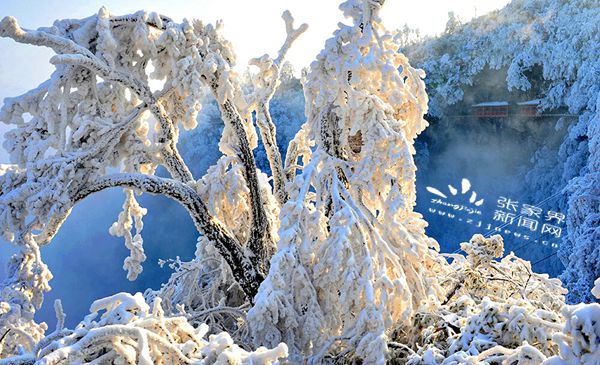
xmin=398 ymin=241 xmax=599 ymax=365
xmin=0 ymin=292 xmax=287 ymax=365
xmin=0 ymin=246 xmax=50 ymax=360
xmin=401 ymin=234 xmax=567 ymax=364
xmin=543 ymin=302 xmax=600 ymax=365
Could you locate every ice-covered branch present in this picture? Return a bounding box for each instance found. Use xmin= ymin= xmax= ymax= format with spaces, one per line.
xmin=250 ymin=12 xmax=308 ymax=205
xmin=215 ymin=100 xmax=272 ymax=273
xmin=73 ymin=173 xmax=264 ymax=299
xmin=0 ymin=16 xmax=96 ymax=59
xmin=1 ymin=12 xmax=193 ymax=183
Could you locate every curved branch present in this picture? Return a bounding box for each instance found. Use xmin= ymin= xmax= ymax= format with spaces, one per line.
xmin=73 ymin=173 xmax=262 ymax=300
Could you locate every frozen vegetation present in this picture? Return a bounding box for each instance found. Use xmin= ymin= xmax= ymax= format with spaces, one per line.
xmin=0 ymin=0 xmax=598 ymax=364
xmin=403 ymin=0 xmax=600 ymax=303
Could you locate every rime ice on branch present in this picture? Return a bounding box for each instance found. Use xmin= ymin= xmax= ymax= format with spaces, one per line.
xmin=0 ymin=5 xmax=306 ymax=359
xmin=1 ymin=1 xmax=599 ymax=364
xmin=248 ymin=0 xmax=442 ymax=363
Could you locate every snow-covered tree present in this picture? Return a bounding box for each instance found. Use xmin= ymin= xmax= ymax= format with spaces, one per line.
xmin=247 ymin=0 xmax=443 ymax=362
xmin=0 ymin=5 xmax=306 ymax=361
xmin=560 ymin=92 xmax=600 ymax=304
xmin=0 ymin=1 xmax=599 ymax=364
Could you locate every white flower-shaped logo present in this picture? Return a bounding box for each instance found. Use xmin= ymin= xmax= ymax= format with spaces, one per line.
xmin=426 ymin=178 xmax=484 ymax=206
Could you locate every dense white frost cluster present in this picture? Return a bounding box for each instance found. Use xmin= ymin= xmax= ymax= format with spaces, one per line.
xmin=398 ymin=235 xmax=600 ymax=365
xmin=544 ymin=302 xmax=600 ymax=364
xmin=593 ymin=278 xmax=600 ymax=300
xmin=247 ymin=1 xmax=443 ymax=362
xmin=0 ymin=292 xmax=287 ymax=364
xmin=0 ymin=0 xmax=599 ymax=364
xmin=402 ymin=234 xmax=566 ymax=364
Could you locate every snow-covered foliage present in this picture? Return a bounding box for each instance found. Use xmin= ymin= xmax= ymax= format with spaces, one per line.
xmin=1 ymin=0 xmax=599 ymax=364
xmin=593 ymin=278 xmax=600 ymax=300
xmin=0 ymin=292 xmax=287 ymax=365
xmin=390 ymin=235 xmax=599 ymax=365
xmin=561 ymin=93 xmax=600 ymax=303
xmin=0 ymin=5 xmax=305 ymax=360
xmin=405 ymin=0 xmax=600 ymax=117
xmin=399 ymin=234 xmax=567 ymax=364
xmin=247 ymin=1 xmax=444 ymax=362
xmin=544 ymin=302 xmax=600 ymax=365
xmin=404 ymin=0 xmax=600 ymax=302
